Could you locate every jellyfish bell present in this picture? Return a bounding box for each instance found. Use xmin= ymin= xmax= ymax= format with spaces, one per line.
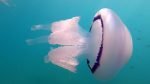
xmin=87 ymin=8 xmax=133 ymax=79
xmin=26 ymin=8 xmax=133 ymax=80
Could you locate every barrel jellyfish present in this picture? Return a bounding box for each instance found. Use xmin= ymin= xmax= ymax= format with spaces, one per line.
xmin=26 ymin=8 xmax=133 ymax=80
xmin=0 ymin=0 xmax=15 ymax=6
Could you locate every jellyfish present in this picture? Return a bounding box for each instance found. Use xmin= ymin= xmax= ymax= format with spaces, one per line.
xmin=26 ymin=8 xmax=133 ymax=80
xmin=0 ymin=0 xmax=15 ymax=6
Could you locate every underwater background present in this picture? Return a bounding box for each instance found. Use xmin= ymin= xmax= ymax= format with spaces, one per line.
xmin=0 ymin=0 xmax=150 ymax=84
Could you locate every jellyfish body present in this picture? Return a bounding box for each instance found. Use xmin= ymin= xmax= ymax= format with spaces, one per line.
xmin=27 ymin=17 xmax=88 ymax=72
xmin=27 ymin=8 xmax=133 ymax=80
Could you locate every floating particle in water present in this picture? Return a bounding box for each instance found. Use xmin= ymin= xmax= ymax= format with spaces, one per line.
xmin=136 ymin=37 xmax=141 ymax=40
xmin=129 ymin=65 xmax=135 ymax=69
xmin=146 ymin=44 xmax=150 ymax=48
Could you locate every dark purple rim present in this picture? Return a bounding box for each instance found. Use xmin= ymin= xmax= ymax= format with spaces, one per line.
xmin=87 ymin=15 xmax=104 ymax=73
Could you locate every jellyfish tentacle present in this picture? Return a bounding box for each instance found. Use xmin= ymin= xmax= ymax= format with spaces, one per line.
xmin=26 ymin=36 xmax=49 ymax=45
xmin=46 ymin=46 xmax=83 ymax=72
xmin=31 ymin=24 xmax=51 ymax=31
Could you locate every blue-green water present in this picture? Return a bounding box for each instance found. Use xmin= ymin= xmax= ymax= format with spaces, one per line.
xmin=0 ymin=0 xmax=150 ymax=84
